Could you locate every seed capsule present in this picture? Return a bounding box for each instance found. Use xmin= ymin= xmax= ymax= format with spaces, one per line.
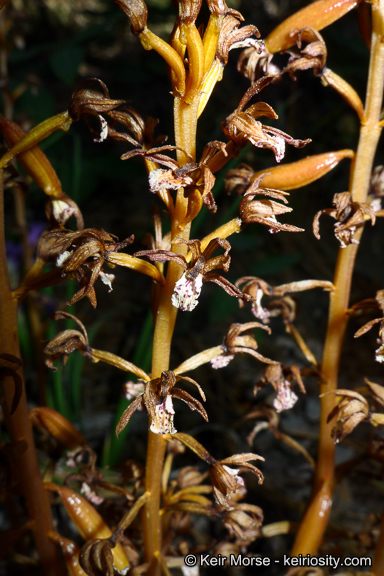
xmin=265 ymin=0 xmax=361 ymax=54
xmin=45 ymin=483 xmax=129 ymax=572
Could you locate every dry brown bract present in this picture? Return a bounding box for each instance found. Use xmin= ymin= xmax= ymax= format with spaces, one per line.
xmin=116 ymin=370 xmax=207 ymax=436
xmin=313 ymin=191 xmax=376 ymax=248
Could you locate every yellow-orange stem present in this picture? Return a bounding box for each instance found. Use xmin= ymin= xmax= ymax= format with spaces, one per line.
xmin=142 ymin=86 xmax=200 ymax=576
xmin=292 ymin=0 xmax=384 ymax=555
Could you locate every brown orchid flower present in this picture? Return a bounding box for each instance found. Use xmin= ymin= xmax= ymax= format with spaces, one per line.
xmin=323 ymin=389 xmax=370 ymax=443
xmin=255 ymin=363 xmax=306 ymax=413
xmin=210 ymin=322 xmax=276 ymax=368
xmin=235 ymin=276 xmax=273 ymax=322
xmin=225 ymin=162 xmax=255 ymax=196
xmin=69 ymin=77 xmax=165 ymax=151
xmin=209 ymin=453 xmax=264 ymax=508
xmin=116 ymin=370 xmax=207 ymax=436
xmin=43 ymin=192 xmax=84 ymax=230
xmin=148 ymin=158 xmax=216 ymax=215
xmin=135 ymin=237 xmax=250 ymax=312
xmin=44 ymin=312 xmax=149 ymax=383
xmin=69 ymin=78 xmax=128 ymax=142
xmin=238 ymin=175 xmax=304 ymax=233
xmin=173 ymin=434 xmax=264 ymax=509
xmin=65 ymin=447 xmax=132 ymax=507
xmin=41 ymin=227 xmax=132 ymax=307
xmin=313 ymin=191 xmax=376 ymax=247
xmin=222 ymin=77 xmax=310 ymax=163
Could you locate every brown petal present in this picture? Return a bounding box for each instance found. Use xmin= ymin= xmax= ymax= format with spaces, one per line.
xmin=116 ymin=396 xmax=145 ymax=437
xmin=171 ymin=389 xmax=208 ymax=421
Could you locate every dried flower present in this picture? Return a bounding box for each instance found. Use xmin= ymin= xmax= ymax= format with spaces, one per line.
xmin=222 ymin=502 xmax=263 ymax=543
xmin=116 ymin=371 xmax=207 ymax=436
xmin=209 ymin=453 xmax=264 ymax=507
xmin=313 ymin=191 xmax=375 ymax=247
xmin=216 ymin=14 xmax=260 ymax=67
xmin=323 ymin=389 xmax=370 ymax=443
xmin=239 ymin=175 xmax=304 ymax=233
xmin=113 ymin=0 xmax=148 ymax=36
xmin=218 ymin=322 xmax=276 ymax=365
xmin=80 ymin=538 xmax=120 ymax=576
xmin=284 ymin=28 xmax=327 ymax=79
xmin=44 ymin=227 xmax=132 ymax=307
xmin=222 ymin=77 xmax=310 ymax=163
xmin=44 ymin=312 xmax=91 ymax=370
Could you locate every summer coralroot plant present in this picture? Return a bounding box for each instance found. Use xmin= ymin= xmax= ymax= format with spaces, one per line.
xmin=1 ymin=1 xmax=384 ymax=576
